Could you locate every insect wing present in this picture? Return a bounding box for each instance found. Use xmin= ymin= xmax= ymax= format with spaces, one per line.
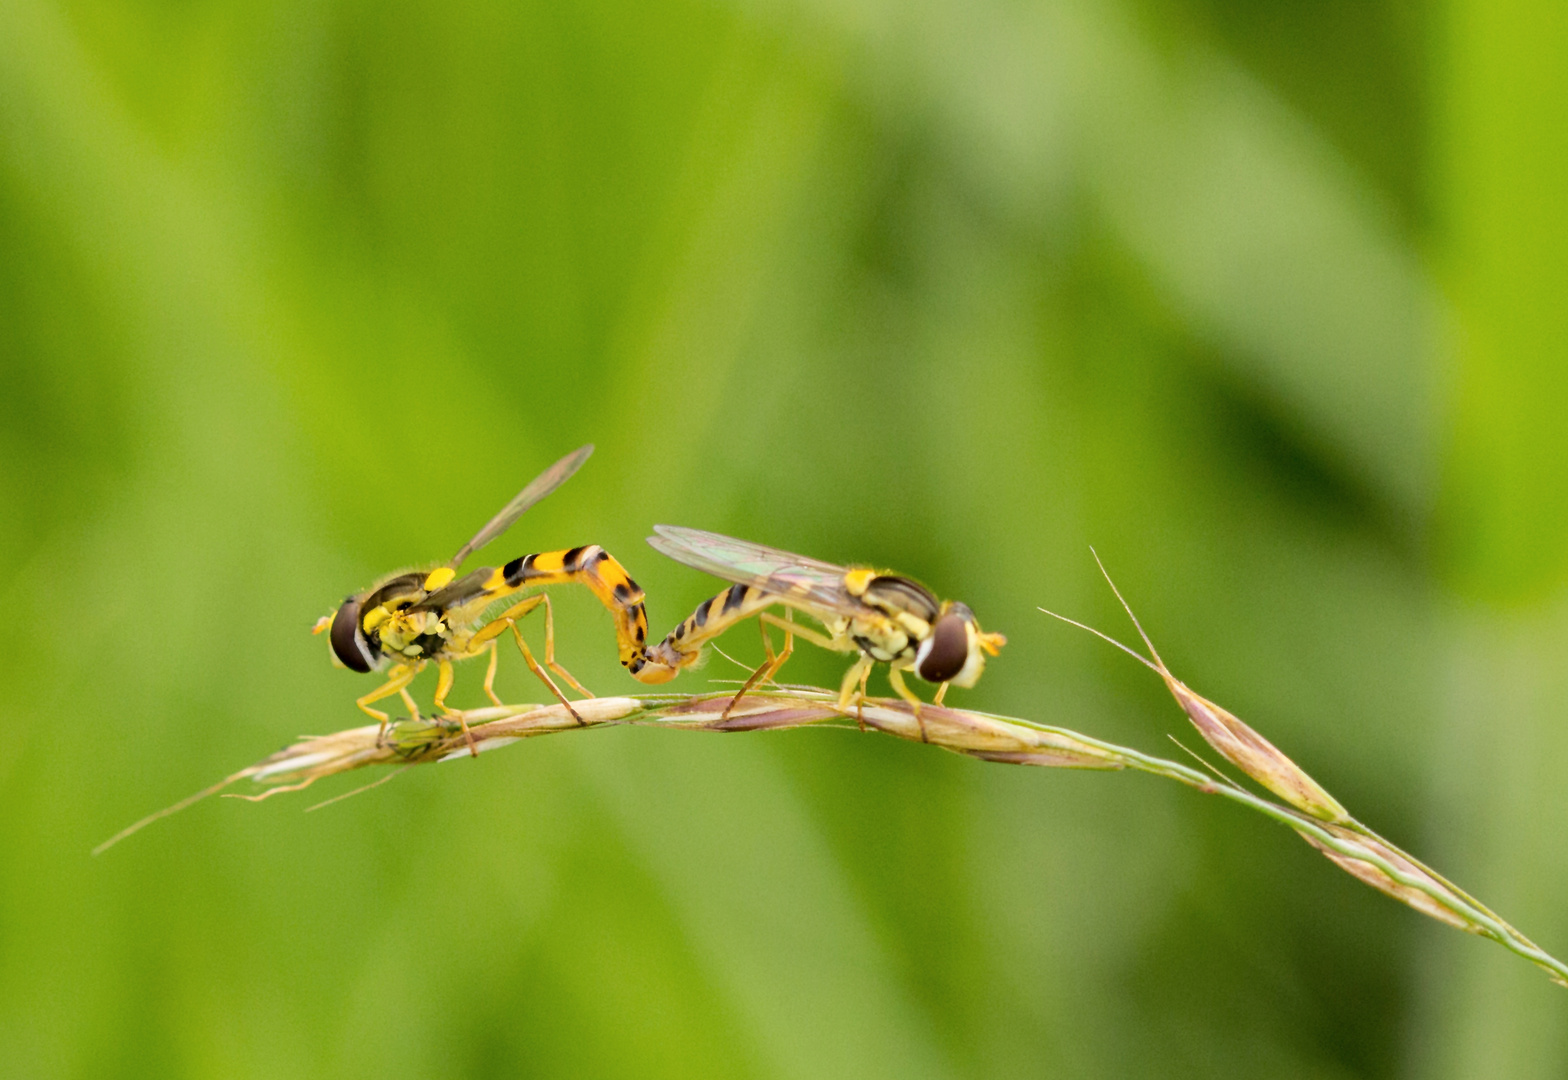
xmin=449 ymin=444 xmax=594 ymax=568
xmin=648 ymin=525 xmax=866 ymax=618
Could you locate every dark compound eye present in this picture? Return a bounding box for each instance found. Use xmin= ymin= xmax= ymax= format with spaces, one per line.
xmin=916 ymin=612 xmax=970 ymax=683
xmin=330 ymin=597 xmax=376 ymax=673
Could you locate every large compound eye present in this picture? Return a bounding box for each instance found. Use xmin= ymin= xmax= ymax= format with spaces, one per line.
xmin=329 ymin=597 xmax=376 ymax=673
xmin=915 ymin=611 xmax=970 ymax=683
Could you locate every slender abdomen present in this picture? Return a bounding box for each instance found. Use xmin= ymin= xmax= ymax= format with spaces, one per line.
xmin=638 ymin=582 xmax=781 ymax=682
xmin=487 ymin=545 xmax=661 ymax=677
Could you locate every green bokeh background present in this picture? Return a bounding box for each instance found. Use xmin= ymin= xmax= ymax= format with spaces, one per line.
xmin=2 ymin=0 xmax=1565 ymax=1075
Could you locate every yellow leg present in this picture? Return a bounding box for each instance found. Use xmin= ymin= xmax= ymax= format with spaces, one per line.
xmin=759 ymin=611 xmax=837 ymax=653
xmin=451 ymin=593 xmax=551 ymax=747
xmin=712 ymin=608 xmax=843 ymax=718
xmin=469 ymin=594 xmax=547 ymax=649
xmin=932 ymin=682 xmax=950 ymax=706
xmin=482 ymin=640 xmax=504 ymax=706
xmin=432 ymin=658 xmax=478 ymax=757
xmin=887 ymin=666 xmax=928 ymax=742
xmin=509 ymin=620 xmax=586 ymax=726
xmin=760 ymin=609 xmax=796 ymax=684
xmin=356 ymin=662 xmax=421 ymax=743
xmin=398 ymin=687 xmax=421 ymax=719
xmin=433 ymin=659 xmax=456 ymax=712
xmin=539 ymin=593 xmax=594 ymax=698
xmin=718 ymin=608 xmax=802 ymax=714
xmin=836 ymin=655 xmax=874 ymax=730
xmin=719 ymin=615 xmax=793 ymax=721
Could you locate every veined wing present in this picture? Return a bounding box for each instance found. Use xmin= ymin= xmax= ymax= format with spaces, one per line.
xmin=648 ymin=525 xmax=866 ymax=619
xmin=448 ymin=444 xmax=594 ymax=568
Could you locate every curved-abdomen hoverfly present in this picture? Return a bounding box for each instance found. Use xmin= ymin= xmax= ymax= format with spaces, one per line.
xmin=312 ymin=445 xmax=652 ymax=752
xmin=633 ymin=526 xmax=1006 ymax=736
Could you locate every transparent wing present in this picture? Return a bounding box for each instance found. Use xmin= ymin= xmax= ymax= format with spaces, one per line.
xmin=449 ymin=444 xmax=594 ymax=568
xmin=648 ymin=525 xmax=867 ymax=618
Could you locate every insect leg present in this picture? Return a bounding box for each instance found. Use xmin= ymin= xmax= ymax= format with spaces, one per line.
xmin=357 ymin=662 xmax=422 ymax=743
xmin=433 ymin=659 xmax=456 ymax=712
xmin=760 ymin=616 xmax=777 ymax=666
xmin=932 ymin=682 xmax=950 ymax=706
xmin=482 ymin=640 xmax=504 ymax=707
xmin=398 ymin=687 xmax=421 ymax=719
xmin=646 ymin=585 xmax=834 ymax=686
xmin=539 ymin=592 xmax=594 ymax=698
xmin=454 ymin=594 xmax=550 ymax=745
xmin=500 ymin=547 xmax=660 ymax=682
xmin=469 ymin=594 xmax=547 ymax=650
xmin=836 ymin=655 xmax=874 ymax=730
xmin=719 ymin=607 xmax=813 ymax=720
xmin=760 ymin=609 xmax=794 ymax=680
xmin=755 ymin=613 xmax=800 ymax=691
xmin=508 ymin=620 xmax=586 ymax=725
xmin=718 ymin=621 xmax=781 ymax=722
xmin=432 ymin=659 xmax=478 ymax=758
xmin=759 ymin=611 xmax=838 ymax=652
xmin=887 ymin=666 xmax=928 ymax=742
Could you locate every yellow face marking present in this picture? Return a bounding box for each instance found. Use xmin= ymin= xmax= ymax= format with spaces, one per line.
xmin=423 ymin=566 xmax=456 ymax=591
xmin=361 ymin=606 xmax=390 ymax=632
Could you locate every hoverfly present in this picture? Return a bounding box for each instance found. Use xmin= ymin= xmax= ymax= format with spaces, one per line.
xmin=312 ymin=445 xmax=653 ymax=753
xmin=635 ymin=526 xmax=1007 ymax=736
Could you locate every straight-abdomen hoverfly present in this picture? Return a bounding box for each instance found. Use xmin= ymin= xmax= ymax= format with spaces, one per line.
xmin=313 ymin=445 xmax=652 ymax=752
xmin=632 ymin=526 xmax=1007 ymax=735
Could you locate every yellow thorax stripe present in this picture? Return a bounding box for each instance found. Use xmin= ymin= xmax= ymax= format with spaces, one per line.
xmin=843 ymin=568 xmax=878 ymax=596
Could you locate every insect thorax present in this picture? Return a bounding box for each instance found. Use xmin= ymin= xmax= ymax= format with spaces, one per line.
xmin=843 ymin=575 xmax=937 ymax=664
xmin=845 ymin=613 xmax=921 ymax=664
xmin=371 ymin=608 xmax=455 ymax=662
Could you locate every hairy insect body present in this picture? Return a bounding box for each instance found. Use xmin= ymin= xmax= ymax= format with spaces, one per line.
xmin=644 ymin=570 xmax=986 ymax=685
xmin=844 ymin=571 xmax=935 ymax=663
xmin=334 ymin=546 xmax=650 ymax=676
xmin=634 ymin=527 xmax=1006 ymax=726
xmin=316 ymin=445 xmax=659 ymax=751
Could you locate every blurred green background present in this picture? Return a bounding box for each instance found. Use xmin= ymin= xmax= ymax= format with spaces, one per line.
xmin=1 ymin=0 xmax=1565 ymax=1075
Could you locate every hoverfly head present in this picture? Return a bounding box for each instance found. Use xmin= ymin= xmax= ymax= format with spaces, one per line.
xmin=915 ymin=602 xmax=1002 ymax=688
xmin=326 ymin=594 xmax=380 ymax=673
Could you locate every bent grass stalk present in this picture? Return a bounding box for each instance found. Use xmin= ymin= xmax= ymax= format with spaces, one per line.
xmin=95 ymin=579 xmax=1568 ymax=989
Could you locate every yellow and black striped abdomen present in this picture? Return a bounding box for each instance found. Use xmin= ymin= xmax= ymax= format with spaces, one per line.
xmin=640 ymin=582 xmax=784 ymax=679
xmin=498 ymin=545 xmax=653 ymax=674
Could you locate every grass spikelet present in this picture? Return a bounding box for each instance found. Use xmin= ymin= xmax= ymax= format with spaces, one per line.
xmin=95 ymin=649 xmax=1568 ymax=988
